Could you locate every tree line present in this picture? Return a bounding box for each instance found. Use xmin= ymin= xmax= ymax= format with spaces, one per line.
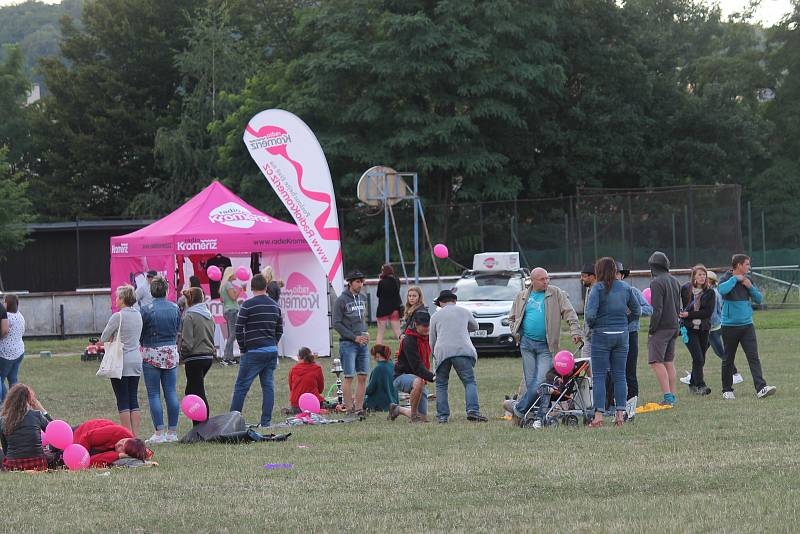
xmin=1 ymin=0 xmax=799 ymax=262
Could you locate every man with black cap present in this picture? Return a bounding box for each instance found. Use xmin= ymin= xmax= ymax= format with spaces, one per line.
xmin=429 ymin=290 xmax=487 ymax=423
xmin=579 ymin=263 xmax=597 ymax=358
xmin=333 ymin=270 xmax=370 ymax=414
xmin=135 ymin=270 xmax=159 ymax=309
xmin=389 ymin=309 xmax=435 ymax=422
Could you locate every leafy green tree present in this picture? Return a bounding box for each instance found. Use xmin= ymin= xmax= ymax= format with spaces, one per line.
xmin=0 ymin=146 xmax=32 ymax=262
xmin=31 ymin=0 xmax=198 ymax=220
xmin=0 ymin=44 xmax=33 ymax=172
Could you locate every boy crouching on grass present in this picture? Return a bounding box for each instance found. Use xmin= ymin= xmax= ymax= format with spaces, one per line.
xmin=364 ymin=344 xmax=398 ymax=412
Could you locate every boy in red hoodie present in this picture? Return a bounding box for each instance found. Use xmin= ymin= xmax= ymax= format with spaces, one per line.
xmin=288 ymin=347 xmax=325 ymax=412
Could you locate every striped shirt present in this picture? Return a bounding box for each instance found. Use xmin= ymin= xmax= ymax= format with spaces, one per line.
xmin=235 ymin=294 xmax=283 ymax=352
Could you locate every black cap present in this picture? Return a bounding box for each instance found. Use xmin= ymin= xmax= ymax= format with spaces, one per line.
xmin=146 ymin=270 xmax=158 ymax=278
xmin=345 ymin=270 xmax=365 ymax=282
xmin=412 ymin=309 xmax=430 ymax=326
xmin=615 ymin=261 xmax=630 ymax=277
xmin=580 ymin=263 xmax=595 ymax=275
xmin=434 ymin=289 xmax=457 ymax=306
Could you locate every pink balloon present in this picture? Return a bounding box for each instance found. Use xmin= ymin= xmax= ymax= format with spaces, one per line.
xmin=181 ymin=394 xmax=208 ymax=422
xmin=433 ymin=243 xmax=449 ymax=259
xmin=235 ymin=266 xmax=250 ymax=282
xmin=45 ymin=420 xmax=73 ymax=450
xmin=642 ymin=287 xmax=652 ymax=305
xmin=553 ymin=350 xmax=575 ymax=377
xmin=207 ymin=265 xmax=222 ymax=282
xmin=63 ymin=443 xmax=90 ymax=470
xmin=298 ymin=392 xmax=321 ymax=414
xmin=40 ymin=431 xmax=49 ymax=448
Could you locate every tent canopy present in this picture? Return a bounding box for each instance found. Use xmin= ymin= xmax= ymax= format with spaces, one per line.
xmin=110 ymin=181 xmax=309 ymax=257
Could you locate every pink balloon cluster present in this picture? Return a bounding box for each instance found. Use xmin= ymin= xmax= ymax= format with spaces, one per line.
xmin=181 ymin=394 xmax=208 ymax=422
xmin=45 ymin=420 xmax=90 ymax=470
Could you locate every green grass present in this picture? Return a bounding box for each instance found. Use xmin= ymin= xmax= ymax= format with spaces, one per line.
xmin=6 ymin=310 xmax=800 ymax=532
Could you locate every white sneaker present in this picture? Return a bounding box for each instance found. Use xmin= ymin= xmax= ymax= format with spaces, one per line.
xmin=625 ymin=396 xmax=638 ymax=419
xmin=722 ymin=391 xmax=736 ymax=400
xmin=733 ymin=373 xmax=744 ymax=385
xmin=679 ymin=372 xmax=691 ymax=385
xmin=164 ymin=432 xmax=179 ymax=443
xmin=757 ymin=385 xmax=776 ymax=399
xmin=532 ymin=419 xmax=543 ymax=429
xmin=146 ymin=433 xmax=167 ymax=444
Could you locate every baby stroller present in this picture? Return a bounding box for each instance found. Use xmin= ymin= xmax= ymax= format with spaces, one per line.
xmin=520 ymin=347 xmax=593 ymax=428
xmin=81 ymin=337 xmax=105 ymax=362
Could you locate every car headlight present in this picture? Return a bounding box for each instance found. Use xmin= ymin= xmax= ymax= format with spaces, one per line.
xmin=501 ymin=316 xmax=510 ymax=326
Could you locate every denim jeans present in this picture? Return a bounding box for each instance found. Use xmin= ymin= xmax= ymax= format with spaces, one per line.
xmin=142 ymin=362 xmax=179 ymax=431
xmin=513 ymin=337 xmax=552 ymax=419
xmin=625 ymin=331 xmax=639 ymax=400
xmin=435 ymin=356 xmax=480 ymax=420
xmin=591 ymin=332 xmax=628 ymax=413
xmin=0 ymin=354 xmax=24 ymax=403
xmin=339 ymin=340 xmax=370 ymax=377
xmin=230 ymin=348 xmax=278 ymax=426
xmin=223 ymin=309 xmax=239 ymax=359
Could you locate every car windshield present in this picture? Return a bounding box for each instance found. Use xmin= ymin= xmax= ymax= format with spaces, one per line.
xmin=453 ymin=274 xmax=524 ymax=301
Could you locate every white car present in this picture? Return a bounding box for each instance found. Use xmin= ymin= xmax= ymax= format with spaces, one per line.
xmin=451 ymin=269 xmax=528 ymax=355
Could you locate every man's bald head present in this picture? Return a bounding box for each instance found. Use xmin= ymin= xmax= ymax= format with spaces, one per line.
xmin=530 ymin=267 xmax=549 ymax=292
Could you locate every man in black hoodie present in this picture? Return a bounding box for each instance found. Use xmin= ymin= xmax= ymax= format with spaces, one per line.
xmin=646 ymin=251 xmax=681 ymax=406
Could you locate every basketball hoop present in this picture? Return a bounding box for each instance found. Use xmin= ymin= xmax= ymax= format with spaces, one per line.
xmin=356 ymin=166 xmax=408 ymax=207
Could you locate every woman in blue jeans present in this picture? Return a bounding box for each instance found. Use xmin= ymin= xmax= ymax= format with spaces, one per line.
xmin=0 ymin=295 xmax=25 ymax=403
xmin=584 ymin=257 xmax=640 ymax=428
xmin=139 ymin=277 xmax=181 ymax=443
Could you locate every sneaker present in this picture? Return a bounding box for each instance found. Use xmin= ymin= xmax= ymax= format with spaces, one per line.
xmin=679 ymin=371 xmax=691 ymax=385
xmin=388 ymin=403 xmax=401 ymax=421
xmin=532 ymin=419 xmax=543 ymax=429
xmin=146 ymin=433 xmax=166 ymax=444
xmin=733 ymin=373 xmax=744 ymax=385
xmin=659 ymin=393 xmax=676 ymax=406
xmin=466 ymin=412 xmax=488 ymax=422
xmin=722 ymin=391 xmax=736 ymax=400
xmin=164 ymin=432 xmax=179 ymax=443
xmin=701 ymin=386 xmax=711 ymax=395
xmin=756 ymin=385 xmax=776 ymax=399
xmin=625 ymin=396 xmax=638 ymax=419
xmin=437 ymin=418 xmax=448 ymax=424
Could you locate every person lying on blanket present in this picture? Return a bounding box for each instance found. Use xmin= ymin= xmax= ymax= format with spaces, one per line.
xmin=73 ymin=419 xmax=151 ymax=467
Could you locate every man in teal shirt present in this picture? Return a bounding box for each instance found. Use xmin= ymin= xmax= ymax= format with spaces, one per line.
xmin=717 ymin=254 xmax=776 ymax=400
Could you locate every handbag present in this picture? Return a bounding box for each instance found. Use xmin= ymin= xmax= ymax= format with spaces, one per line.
xmin=97 ymin=311 xmax=125 ymax=379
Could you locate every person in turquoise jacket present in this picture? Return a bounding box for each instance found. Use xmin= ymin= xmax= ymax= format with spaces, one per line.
xmin=364 ymin=345 xmax=398 ymax=412
xmin=717 ymin=254 xmax=776 ymax=400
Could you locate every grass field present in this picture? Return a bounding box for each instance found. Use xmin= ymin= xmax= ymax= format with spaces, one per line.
xmin=5 ymin=310 xmax=800 ymax=532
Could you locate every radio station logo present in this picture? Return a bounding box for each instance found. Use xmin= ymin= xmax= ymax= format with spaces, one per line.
xmin=209 ymin=202 xmax=270 ymax=229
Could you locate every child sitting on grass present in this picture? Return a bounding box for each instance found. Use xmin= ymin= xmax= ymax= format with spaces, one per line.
xmin=364 ymin=344 xmax=398 ymax=412
xmin=288 ymin=347 xmax=325 ymax=414
xmin=0 ymin=383 xmax=53 ymax=471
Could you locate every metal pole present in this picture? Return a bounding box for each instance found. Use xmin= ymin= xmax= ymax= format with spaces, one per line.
xmin=413 ymin=173 xmax=420 ymax=285
xmin=684 ymin=205 xmax=690 ymax=266
xmin=627 ymin=193 xmax=634 ymax=267
xmin=478 ymin=203 xmax=485 ymax=252
xmin=672 ymin=213 xmax=677 ymax=265
xmin=747 ymin=201 xmax=752 ymax=255
xmin=620 ymin=209 xmax=625 ymax=265
xmin=564 ymin=212 xmax=569 ymax=268
xmin=383 ymin=182 xmax=390 ymax=264
xmin=593 ymin=212 xmax=598 ymax=262
xmin=761 ymin=211 xmax=766 ymax=267
xmin=510 ymin=216 xmax=515 ymax=251
xmin=75 ymin=218 xmax=81 ymax=289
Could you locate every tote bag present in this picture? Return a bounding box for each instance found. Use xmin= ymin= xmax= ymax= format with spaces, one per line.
xmin=97 ymin=312 xmax=125 ymax=379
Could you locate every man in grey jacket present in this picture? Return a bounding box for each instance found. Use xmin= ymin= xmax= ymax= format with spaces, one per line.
xmin=333 ymin=270 xmax=370 ymax=414
xmin=647 ymin=251 xmax=681 ymax=406
xmin=429 ymin=290 xmax=487 ymax=423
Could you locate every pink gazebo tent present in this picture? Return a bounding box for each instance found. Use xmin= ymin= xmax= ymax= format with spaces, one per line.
xmin=109 ymin=181 xmax=330 ymax=357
